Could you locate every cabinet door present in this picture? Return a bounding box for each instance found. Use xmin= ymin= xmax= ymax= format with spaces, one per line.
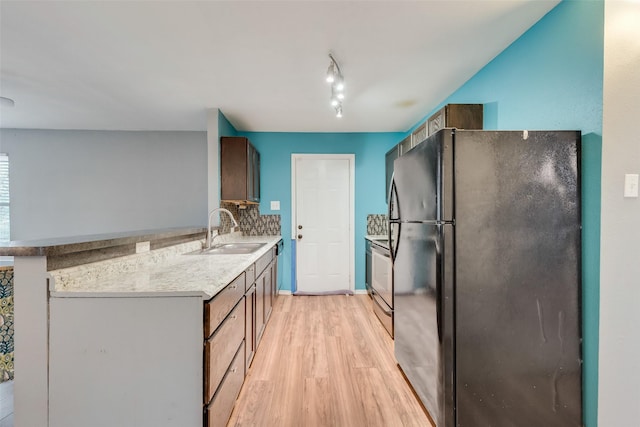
xmin=428 ymin=107 xmax=446 ymax=136
xmin=255 ymin=271 xmax=265 ymax=345
xmin=398 ymin=135 xmax=412 ymax=156
xmin=221 ymin=136 xmax=260 ymax=204
xmin=264 ymin=263 xmax=273 ymax=323
xmin=244 ymin=285 xmax=256 ymax=370
xmin=272 ymin=253 xmax=278 ymax=299
xmin=411 ymin=122 xmax=428 ymax=148
xmin=221 ymin=137 xmax=249 ymax=202
xmin=365 ymin=239 xmax=372 ymax=291
xmin=246 ymin=143 xmax=260 ymax=203
xmin=252 ymin=147 xmax=260 ymax=202
xmin=246 ymin=143 xmax=254 ymax=202
xmin=444 ymin=103 xmax=483 ymax=130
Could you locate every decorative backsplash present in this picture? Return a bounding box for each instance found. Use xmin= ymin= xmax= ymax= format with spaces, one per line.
xmin=367 ymin=214 xmax=388 ymax=235
xmin=0 ymin=267 xmax=14 ymax=383
xmin=219 ymin=202 xmax=242 ymax=234
xmin=220 ymin=202 xmax=281 ymax=236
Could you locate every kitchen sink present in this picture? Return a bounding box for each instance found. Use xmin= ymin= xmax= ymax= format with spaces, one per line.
xmin=188 ymin=242 xmax=267 ymax=255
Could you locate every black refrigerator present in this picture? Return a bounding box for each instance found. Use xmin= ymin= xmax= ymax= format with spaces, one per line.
xmin=389 ymin=129 xmax=582 ymax=426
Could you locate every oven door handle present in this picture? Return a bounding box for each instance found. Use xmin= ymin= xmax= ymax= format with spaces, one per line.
xmin=371 ymin=244 xmax=390 ymax=258
xmin=372 ymin=292 xmax=392 ymax=316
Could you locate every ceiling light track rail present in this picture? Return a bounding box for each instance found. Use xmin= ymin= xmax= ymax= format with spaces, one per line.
xmin=325 ymin=53 xmax=345 ymax=118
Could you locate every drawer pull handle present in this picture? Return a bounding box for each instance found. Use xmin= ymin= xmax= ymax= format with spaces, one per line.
xmin=228 ymin=285 xmax=237 ymax=290
xmin=230 ymin=315 xmax=237 ymax=320
xmin=231 ymin=368 xmax=238 ymax=374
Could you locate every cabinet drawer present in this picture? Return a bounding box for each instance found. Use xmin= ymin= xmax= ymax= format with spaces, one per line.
xmin=204 ymin=302 xmax=245 ymax=404
xmin=205 ymin=341 xmax=245 ymax=427
xmin=205 ymin=273 xmax=245 ymax=338
xmin=244 ymin=264 xmax=255 ymax=291
xmin=255 ymin=248 xmax=274 ymax=276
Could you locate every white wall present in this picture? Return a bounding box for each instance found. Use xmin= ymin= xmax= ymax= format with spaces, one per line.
xmin=207 ymin=108 xmax=220 ymax=215
xmin=599 ymin=1 xmax=640 ymax=425
xmin=0 ymin=129 xmax=208 ymax=240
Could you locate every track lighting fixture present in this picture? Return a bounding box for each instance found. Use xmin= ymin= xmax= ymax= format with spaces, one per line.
xmin=325 ymin=53 xmax=344 ymax=118
xmin=326 ymin=61 xmax=336 ymax=83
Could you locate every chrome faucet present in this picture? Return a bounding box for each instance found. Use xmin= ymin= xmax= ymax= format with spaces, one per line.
xmin=207 ymin=208 xmax=239 ymax=249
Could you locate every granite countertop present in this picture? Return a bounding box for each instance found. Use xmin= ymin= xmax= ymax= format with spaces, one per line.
xmin=50 ymin=235 xmax=282 ymax=300
xmin=0 ymin=226 xmax=207 ymax=257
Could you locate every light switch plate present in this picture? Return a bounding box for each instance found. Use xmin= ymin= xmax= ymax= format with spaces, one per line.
xmin=270 ymin=200 xmax=281 ymax=211
xmin=624 ymin=174 xmax=639 ymax=198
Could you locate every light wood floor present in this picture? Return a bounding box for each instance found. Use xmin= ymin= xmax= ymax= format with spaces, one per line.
xmin=228 ymin=294 xmax=433 ymax=427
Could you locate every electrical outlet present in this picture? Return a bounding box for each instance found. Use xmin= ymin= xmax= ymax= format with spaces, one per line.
xmin=136 ymin=241 xmax=150 ymax=253
xmin=624 ymin=174 xmax=639 ymax=198
xmin=270 ymin=200 xmax=280 ymax=211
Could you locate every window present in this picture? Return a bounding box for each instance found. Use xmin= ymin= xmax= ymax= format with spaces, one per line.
xmin=0 ymin=154 xmax=9 ymax=242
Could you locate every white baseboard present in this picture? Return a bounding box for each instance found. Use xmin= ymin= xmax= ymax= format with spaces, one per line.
xmin=278 ymin=290 xmax=367 ymax=296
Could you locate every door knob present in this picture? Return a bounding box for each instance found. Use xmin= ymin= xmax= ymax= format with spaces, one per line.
xmin=298 ymin=234 xmax=303 ymax=239
xmin=298 ymin=225 xmax=303 ymax=229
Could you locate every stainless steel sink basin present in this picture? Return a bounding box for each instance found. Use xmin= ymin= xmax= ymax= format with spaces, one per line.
xmin=189 ymin=242 xmax=267 ymax=255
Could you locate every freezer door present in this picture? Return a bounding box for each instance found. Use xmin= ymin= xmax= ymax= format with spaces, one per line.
xmin=392 ymin=129 xmax=454 ymax=222
xmin=453 ymin=130 xmax=582 ymax=426
xmin=394 ymin=223 xmax=454 ymax=426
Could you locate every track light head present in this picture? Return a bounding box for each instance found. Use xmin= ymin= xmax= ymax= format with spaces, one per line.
xmin=325 ymin=53 xmax=345 ymax=118
xmin=326 ymin=61 xmax=336 ymax=83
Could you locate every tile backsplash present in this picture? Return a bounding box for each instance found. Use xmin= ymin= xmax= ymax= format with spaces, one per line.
xmin=219 ymin=202 xmax=241 ymax=234
xmin=0 ymin=267 xmax=14 ymax=382
xmin=220 ymin=202 xmax=281 ymax=236
xmin=367 ymin=214 xmax=388 ymax=235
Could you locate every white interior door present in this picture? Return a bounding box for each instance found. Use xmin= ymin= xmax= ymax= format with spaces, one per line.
xmin=293 ymin=155 xmax=353 ymax=293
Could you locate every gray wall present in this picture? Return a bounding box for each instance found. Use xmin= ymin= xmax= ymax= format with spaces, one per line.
xmin=599 ymin=1 xmax=640 ymax=424
xmin=0 ymin=129 xmax=207 ymax=240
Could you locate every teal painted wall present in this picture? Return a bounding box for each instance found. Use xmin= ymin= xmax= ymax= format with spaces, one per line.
xmin=236 ymin=132 xmax=401 ymax=293
xmin=406 ymin=1 xmax=603 ymax=425
xmin=222 ymin=1 xmax=602 ymax=423
xmin=218 ymin=111 xmax=238 ymax=137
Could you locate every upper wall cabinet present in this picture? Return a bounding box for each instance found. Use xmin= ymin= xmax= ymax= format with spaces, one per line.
xmin=220 ymin=137 xmax=260 ymax=205
xmin=384 ymin=104 xmax=483 ymax=203
xmin=385 ymin=135 xmax=410 ymax=200
xmin=426 ymin=104 xmax=483 ymax=137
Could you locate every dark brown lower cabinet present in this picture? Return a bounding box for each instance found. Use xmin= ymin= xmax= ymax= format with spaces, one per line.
xmin=244 ymin=284 xmax=256 ymax=370
xmin=255 ymin=269 xmax=265 ymax=345
xmin=204 ymin=302 xmax=245 ymax=404
xmin=204 ymin=244 xmax=278 ymax=426
xmin=205 ymin=341 xmax=245 ymax=426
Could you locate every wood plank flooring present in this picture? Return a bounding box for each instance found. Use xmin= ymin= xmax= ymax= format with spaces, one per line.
xmin=228 ymin=294 xmax=432 ymax=427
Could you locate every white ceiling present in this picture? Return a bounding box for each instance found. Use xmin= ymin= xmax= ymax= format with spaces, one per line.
xmin=0 ymin=0 xmax=559 ymax=133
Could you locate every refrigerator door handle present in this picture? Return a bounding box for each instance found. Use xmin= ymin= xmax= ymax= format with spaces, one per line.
xmin=389 ymin=222 xmax=401 ymax=263
xmin=388 ymin=175 xmax=401 ymax=263
xmin=388 ymin=173 xmax=399 ymax=222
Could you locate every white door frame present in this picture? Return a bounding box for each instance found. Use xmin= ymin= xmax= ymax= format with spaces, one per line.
xmin=291 ymin=153 xmax=355 ymax=291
